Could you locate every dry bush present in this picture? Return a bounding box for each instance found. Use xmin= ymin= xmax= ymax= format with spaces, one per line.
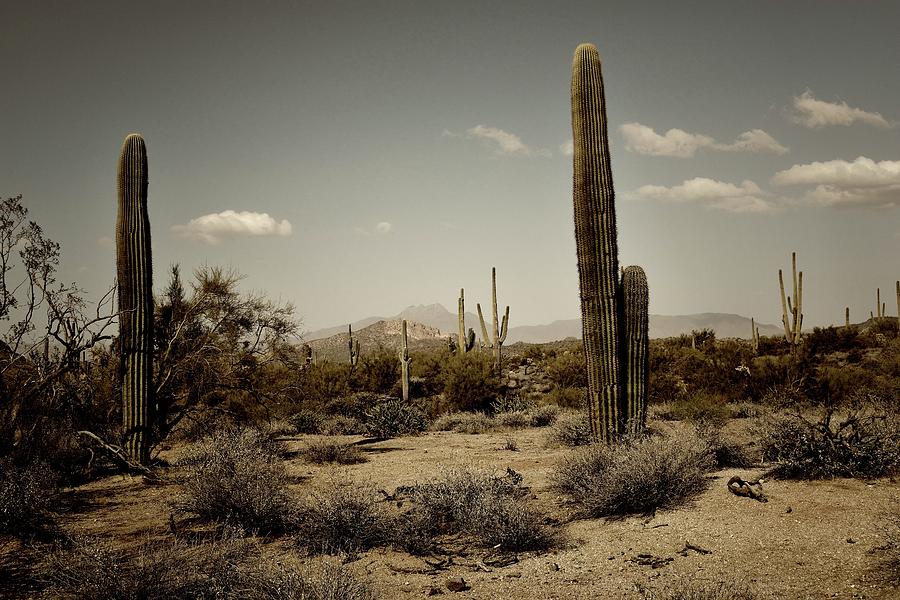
xmin=695 ymin=425 xmax=755 ymax=469
xmin=320 ymin=415 xmax=365 ymax=436
xmin=759 ymin=408 xmax=900 ymax=479
xmin=546 ymin=386 xmax=584 ymax=409
xmin=529 ymin=404 xmax=560 ymax=427
xmin=405 ymin=468 xmax=557 ymax=552
xmin=430 ymin=411 xmax=493 ymax=434
xmin=301 ymin=440 xmax=367 ymax=465
xmin=296 ymin=482 xmax=391 ymax=555
xmin=441 ymin=353 xmax=502 ymax=412
xmin=174 ymin=428 xmax=298 ymax=534
xmin=554 ymin=430 xmax=714 ymax=517
xmin=364 ymin=399 xmax=427 ymax=438
xmin=45 ymin=535 xmax=375 ymax=600
xmin=879 ymin=506 xmax=900 ymax=585
xmin=495 ymin=410 xmax=531 ymax=429
xmin=549 ymin=413 xmax=593 ymax=447
xmin=670 ymin=392 xmax=731 ymax=426
xmin=0 ymin=460 xmax=59 ymax=538
xmin=263 ymin=418 xmax=296 ymax=438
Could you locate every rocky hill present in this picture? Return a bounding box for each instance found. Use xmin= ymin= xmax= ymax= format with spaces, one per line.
xmin=307 ymin=319 xmax=450 ymax=362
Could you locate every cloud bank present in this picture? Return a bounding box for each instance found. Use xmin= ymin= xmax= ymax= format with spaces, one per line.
xmin=772 ymin=157 xmax=900 ymax=208
xmin=447 ymin=125 xmax=550 ymax=157
xmin=789 ymin=91 xmax=896 ymax=129
xmin=620 ymin=123 xmax=788 ymax=158
xmin=172 ymin=210 xmax=292 ymax=244
xmin=629 ymin=177 xmax=776 ymax=213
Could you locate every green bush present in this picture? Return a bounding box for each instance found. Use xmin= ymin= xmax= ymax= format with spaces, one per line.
xmin=441 ymin=353 xmax=501 ymax=412
xmin=288 ymin=409 xmax=324 ymax=434
xmin=670 ymin=392 xmax=731 ymax=426
xmin=353 ymin=347 xmax=399 ymax=394
xmin=546 ymin=386 xmax=584 ymax=409
xmin=545 ymin=350 xmax=587 ymax=389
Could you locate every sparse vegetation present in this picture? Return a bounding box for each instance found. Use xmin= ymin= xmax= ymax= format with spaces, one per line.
xmin=0 ymin=460 xmax=59 ymax=538
xmin=549 ymin=413 xmax=594 ymax=446
xmin=364 ymin=399 xmax=427 ymax=438
xmin=301 ymin=439 xmax=367 ymax=465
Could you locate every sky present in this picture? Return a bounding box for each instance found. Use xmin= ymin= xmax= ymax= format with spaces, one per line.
xmin=2 ymin=0 xmax=899 ymax=334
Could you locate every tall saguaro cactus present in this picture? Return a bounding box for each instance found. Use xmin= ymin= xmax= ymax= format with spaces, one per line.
xmin=877 ymin=288 xmax=883 ymax=318
xmin=116 ymin=133 xmax=154 ymax=464
xmin=476 ymin=267 xmax=509 ymax=373
xmin=621 ymin=266 xmax=648 ymax=436
xmin=348 ymin=324 xmax=360 ymax=368
xmin=456 ymin=289 xmax=476 ymax=355
xmin=778 ymin=252 xmax=803 ymax=346
xmin=571 ymin=43 xmax=622 ymax=442
xmin=399 ymin=320 xmax=411 ymax=402
xmin=750 ymin=317 xmax=760 ymax=353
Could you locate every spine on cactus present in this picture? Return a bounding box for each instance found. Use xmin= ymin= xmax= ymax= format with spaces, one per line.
xmin=620 ymin=266 xmax=648 ymax=436
xmin=399 ymin=320 xmax=411 ymax=402
xmin=571 ymin=43 xmax=621 ymax=442
xmin=116 ymin=133 xmax=154 ymax=464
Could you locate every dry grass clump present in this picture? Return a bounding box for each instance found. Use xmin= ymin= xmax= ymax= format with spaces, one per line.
xmin=695 ymin=425 xmax=755 ymax=469
xmin=405 ymin=468 xmax=557 ymax=551
xmin=295 ymin=482 xmax=391 ymax=555
xmin=549 ymin=413 xmax=593 ymax=447
xmin=174 ymin=428 xmax=298 ymax=534
xmin=759 ymin=408 xmax=900 ymax=479
xmin=0 ymin=459 xmax=59 ymax=538
xmin=637 ymin=579 xmax=758 ymax=599
xmin=301 ymin=439 xmax=367 ymax=465
xmin=430 ymin=411 xmax=493 ymax=434
xmin=529 ymin=404 xmax=560 ymax=427
xmin=45 ymin=535 xmax=375 ymax=600
xmin=288 ymin=409 xmax=325 ymax=434
xmin=554 ymin=430 xmax=714 ymax=517
xmin=495 ymin=410 xmax=531 ymax=429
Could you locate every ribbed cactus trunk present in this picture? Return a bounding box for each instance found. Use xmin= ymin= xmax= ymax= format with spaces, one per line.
xmin=116 ymin=133 xmax=154 ymax=465
xmin=571 ymin=43 xmax=621 ymax=443
xmin=476 ymin=267 xmax=509 ymax=374
xmin=621 ymin=266 xmax=648 ymax=437
xmin=399 ymin=320 xmax=411 ymax=402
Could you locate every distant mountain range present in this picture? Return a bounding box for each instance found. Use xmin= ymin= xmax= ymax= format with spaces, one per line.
xmin=304 ymin=303 xmax=783 ymax=344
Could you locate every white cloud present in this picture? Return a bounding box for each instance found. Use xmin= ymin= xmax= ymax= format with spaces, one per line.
xmin=628 ymin=177 xmax=777 ymax=213
xmin=620 ymin=123 xmax=788 ymax=158
xmin=559 ymin=140 xmax=574 ymax=156
xmin=172 ymin=210 xmax=292 ymax=244
xmin=771 ymin=157 xmax=900 ymax=208
xmin=354 ymin=221 xmax=394 ymax=236
xmin=789 ymin=90 xmax=896 ymax=129
xmin=463 ymin=125 xmax=550 ymax=157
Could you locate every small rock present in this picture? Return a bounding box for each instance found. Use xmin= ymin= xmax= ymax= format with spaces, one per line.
xmin=427 ymin=586 xmax=444 ymax=596
xmin=847 ymin=538 xmax=856 ymax=544
xmin=446 ymin=577 xmax=469 ymax=592
xmin=785 ymin=506 xmax=792 ymax=513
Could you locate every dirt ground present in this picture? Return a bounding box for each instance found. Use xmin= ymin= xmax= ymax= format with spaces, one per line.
xmin=6 ymin=420 xmax=900 ymax=599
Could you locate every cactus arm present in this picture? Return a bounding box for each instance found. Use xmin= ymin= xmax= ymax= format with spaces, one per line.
xmin=499 ymin=306 xmax=509 ymax=344
xmin=476 ymin=303 xmax=490 ymax=350
xmin=877 ymin=287 xmax=882 ymax=318
xmin=621 ymin=266 xmax=649 ymax=436
xmin=466 ymin=328 xmax=476 ymax=352
xmin=778 ymin=269 xmax=791 ymax=340
xmin=457 ymin=288 xmax=467 ymax=355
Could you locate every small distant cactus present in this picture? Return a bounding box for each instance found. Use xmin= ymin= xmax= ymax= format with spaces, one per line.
xmin=399 ymin=320 xmax=411 ymax=402
xmin=750 ymin=317 xmax=760 ymax=353
xmin=348 ymin=324 xmax=360 ymax=368
xmin=877 ymin=288 xmax=883 ymax=318
xmin=116 ymin=133 xmax=154 ymax=464
xmin=456 ymin=289 xmax=476 ymax=355
xmin=896 ymin=281 xmax=899 ymax=326
xmin=476 ymin=267 xmax=509 ymax=373
xmin=845 ymin=307 xmax=850 ymax=327
xmin=778 ymin=252 xmax=803 ymax=346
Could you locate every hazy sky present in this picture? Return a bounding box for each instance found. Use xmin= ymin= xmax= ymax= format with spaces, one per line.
xmin=3 ymin=1 xmax=899 ymax=333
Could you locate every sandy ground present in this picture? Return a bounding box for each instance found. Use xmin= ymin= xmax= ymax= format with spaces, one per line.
xmin=5 ymin=421 xmax=900 ymax=599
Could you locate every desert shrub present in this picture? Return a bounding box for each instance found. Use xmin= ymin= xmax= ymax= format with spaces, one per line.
xmin=353 ymin=347 xmax=399 ymax=394
xmin=294 ymin=362 xmax=352 ymax=407
xmin=554 ymin=430 xmax=714 ymax=516
xmin=545 ymin=350 xmax=587 ymax=389
xmin=759 ymin=409 xmax=900 ymax=479
xmin=297 ymin=483 xmax=391 ymax=554
xmin=670 ymin=392 xmax=730 ymax=426
xmin=696 ymin=425 xmax=755 ymax=469
xmin=407 ymin=468 xmax=556 ymax=551
xmin=546 ymin=386 xmax=584 ymax=408
xmin=648 ymin=401 xmax=676 ymax=421
xmin=409 ymin=348 xmax=451 ymax=397
xmin=46 ymin=535 xmax=375 ymax=600
xmin=0 ymin=460 xmax=59 ymax=538
xmin=263 ymin=418 xmax=296 ymax=438
xmin=491 ymin=393 xmax=533 ymax=414
xmin=495 ymin=411 xmax=531 ymax=429
xmin=804 ymin=325 xmax=863 ymax=356
xmin=430 ymin=411 xmax=493 ymax=434
xmin=441 ymin=353 xmax=501 ymax=412
xmin=301 ymin=440 xmax=366 ymax=465
xmin=364 ymin=399 xmax=427 ymax=438
xmin=637 ymin=579 xmax=757 ymax=599
xmin=879 ymin=506 xmax=900 ymax=585
xmin=549 ymin=413 xmax=593 ymax=447
xmin=288 ymin=409 xmax=324 ymax=434
xmin=324 ymin=392 xmax=383 ymax=421
xmin=529 ymin=404 xmax=560 ymax=427
xmin=319 ymin=415 xmax=365 ymax=436
xmin=175 ymin=428 xmax=298 ymax=534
